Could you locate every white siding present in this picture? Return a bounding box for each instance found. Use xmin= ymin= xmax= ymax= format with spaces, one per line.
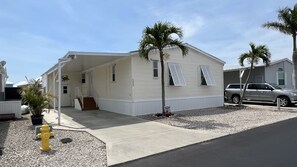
xmin=265 ymin=60 xmax=294 ymax=89
xmin=132 ymin=47 xmax=224 ymax=100
xmin=46 ymin=71 xmax=81 ymax=107
xmin=59 ymin=72 xmax=81 ymax=106
xmin=42 ymin=74 xmax=47 ymax=90
xmin=92 ymin=57 xmax=133 ymax=110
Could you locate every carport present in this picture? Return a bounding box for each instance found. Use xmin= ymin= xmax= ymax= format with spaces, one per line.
xmin=42 ymin=51 xmax=129 ymax=125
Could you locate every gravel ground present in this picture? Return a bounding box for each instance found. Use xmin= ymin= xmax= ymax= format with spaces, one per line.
xmin=0 ymin=114 xmax=107 ymax=167
xmin=139 ymin=104 xmax=297 ymax=134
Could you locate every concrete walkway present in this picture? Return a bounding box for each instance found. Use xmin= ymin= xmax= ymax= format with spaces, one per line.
xmin=44 ymin=108 xmax=223 ymax=166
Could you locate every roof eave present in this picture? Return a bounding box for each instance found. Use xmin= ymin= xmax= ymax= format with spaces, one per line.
xmin=184 ymin=43 xmax=225 ymax=65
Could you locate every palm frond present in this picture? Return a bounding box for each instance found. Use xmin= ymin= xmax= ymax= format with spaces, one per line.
xmin=167 ymin=39 xmax=188 ymax=56
xmin=262 ymin=22 xmax=290 ymax=34
xmin=239 ymin=43 xmax=271 ymax=67
xmin=239 ymin=53 xmax=251 ymax=66
xmin=263 ymin=4 xmax=297 ymax=36
xmin=139 ymin=21 xmax=187 ymax=59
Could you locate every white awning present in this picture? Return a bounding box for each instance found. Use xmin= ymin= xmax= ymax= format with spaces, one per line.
xmin=200 ymin=65 xmax=216 ymax=86
xmin=168 ymin=63 xmax=186 ymax=86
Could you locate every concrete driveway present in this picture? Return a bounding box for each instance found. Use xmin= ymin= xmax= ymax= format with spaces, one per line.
xmin=44 ymin=108 xmax=222 ymax=166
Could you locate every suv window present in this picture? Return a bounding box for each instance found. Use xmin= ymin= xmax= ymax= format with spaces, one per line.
xmin=227 ymin=84 xmax=243 ymax=89
xmin=247 ymin=84 xmax=257 ymax=89
xmin=248 ymin=83 xmax=272 ymax=90
xmin=259 ymin=84 xmax=273 ymax=90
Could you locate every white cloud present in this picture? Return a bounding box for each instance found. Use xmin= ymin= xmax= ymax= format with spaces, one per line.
xmin=147 ymin=4 xmax=205 ymax=39
xmin=171 ymin=15 xmax=204 ymax=39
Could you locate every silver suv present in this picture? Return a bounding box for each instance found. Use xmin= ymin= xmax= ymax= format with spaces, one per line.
xmin=225 ymin=83 xmax=297 ymax=107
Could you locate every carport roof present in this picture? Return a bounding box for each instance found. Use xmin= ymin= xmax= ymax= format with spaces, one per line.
xmin=43 ymin=51 xmax=130 ymax=75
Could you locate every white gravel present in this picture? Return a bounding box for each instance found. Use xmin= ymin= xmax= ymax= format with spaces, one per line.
xmin=0 ymin=114 xmax=107 ymax=167
xmin=139 ymin=104 xmax=297 ymax=134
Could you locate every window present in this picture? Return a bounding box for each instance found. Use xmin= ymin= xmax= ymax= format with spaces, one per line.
xmin=258 ymin=84 xmax=272 ymax=90
xmin=82 ymin=73 xmax=85 ymax=83
xmin=112 ymin=64 xmax=116 ymax=82
xmin=168 ymin=63 xmax=186 ymax=86
xmin=227 ymin=84 xmax=244 ymax=89
xmin=200 ymin=65 xmax=216 ymax=86
xmin=247 ymin=83 xmax=272 ymax=90
xmin=277 ymin=68 xmax=285 ymax=85
xmin=153 ymin=60 xmax=158 ymax=78
xmin=247 ymin=84 xmax=257 ymax=89
xmin=63 ymin=86 xmax=67 ymax=94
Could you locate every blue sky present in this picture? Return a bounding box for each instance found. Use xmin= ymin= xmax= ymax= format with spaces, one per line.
xmin=0 ymin=0 xmax=296 ymax=84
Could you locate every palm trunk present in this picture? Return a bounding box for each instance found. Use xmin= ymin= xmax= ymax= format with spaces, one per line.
xmin=239 ymin=64 xmax=253 ymax=106
xmin=292 ymin=34 xmax=297 ymax=89
xmin=293 ymin=51 xmax=297 ymax=89
xmin=293 ymin=34 xmax=296 ymax=52
xmin=160 ymin=51 xmax=165 ymax=115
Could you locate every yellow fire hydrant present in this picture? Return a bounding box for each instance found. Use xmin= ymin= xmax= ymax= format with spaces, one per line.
xmin=36 ymin=124 xmax=54 ymax=151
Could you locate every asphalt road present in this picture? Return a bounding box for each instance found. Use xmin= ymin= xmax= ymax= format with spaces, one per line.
xmin=114 ymin=117 xmax=297 ymax=167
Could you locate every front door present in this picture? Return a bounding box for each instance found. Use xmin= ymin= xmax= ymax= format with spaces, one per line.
xmin=61 ymin=85 xmax=71 ymax=106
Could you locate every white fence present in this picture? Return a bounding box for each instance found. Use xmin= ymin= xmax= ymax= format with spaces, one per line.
xmin=0 ymin=101 xmax=22 ymax=118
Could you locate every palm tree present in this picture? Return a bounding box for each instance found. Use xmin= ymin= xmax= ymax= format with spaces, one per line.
xmin=22 ymin=79 xmax=53 ymax=117
xmin=262 ymin=4 xmax=297 ymax=88
xmin=238 ymin=43 xmax=271 ymax=105
xmin=139 ymin=21 xmax=188 ymax=115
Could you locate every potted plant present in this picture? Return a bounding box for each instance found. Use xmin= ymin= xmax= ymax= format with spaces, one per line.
xmin=21 ymin=79 xmax=53 ymax=125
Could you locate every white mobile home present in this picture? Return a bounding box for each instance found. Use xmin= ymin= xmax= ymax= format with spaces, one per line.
xmin=42 ymin=43 xmax=225 ymax=116
xmin=0 ymin=61 xmax=22 ymax=119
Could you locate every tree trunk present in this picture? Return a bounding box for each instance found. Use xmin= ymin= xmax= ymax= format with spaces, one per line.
xmin=239 ymin=64 xmax=253 ymax=106
xmin=293 ymin=51 xmax=297 ymax=89
xmin=160 ymin=50 xmax=165 ymax=115
xmin=293 ymin=34 xmax=296 ymax=52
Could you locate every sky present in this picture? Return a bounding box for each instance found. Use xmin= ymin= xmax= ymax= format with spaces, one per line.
xmin=0 ymin=0 xmax=296 ymax=84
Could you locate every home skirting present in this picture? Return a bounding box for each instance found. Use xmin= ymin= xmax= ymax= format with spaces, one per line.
xmin=98 ymin=95 xmax=224 ymax=116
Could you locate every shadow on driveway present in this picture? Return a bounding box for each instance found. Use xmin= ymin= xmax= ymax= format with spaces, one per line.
xmin=172 ymin=117 xmax=232 ymax=130
xmin=57 ymin=108 xmax=149 ymax=130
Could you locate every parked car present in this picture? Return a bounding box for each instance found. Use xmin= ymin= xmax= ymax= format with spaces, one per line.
xmin=224 ymin=83 xmax=297 ymax=107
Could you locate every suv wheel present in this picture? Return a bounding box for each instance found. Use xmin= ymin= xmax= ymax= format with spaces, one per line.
xmin=278 ymin=96 xmax=291 ymax=107
xmin=232 ymin=95 xmax=240 ymax=104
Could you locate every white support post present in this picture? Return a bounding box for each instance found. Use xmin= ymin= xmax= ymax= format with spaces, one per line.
xmin=53 ymin=73 xmax=56 ymax=112
xmin=58 ymin=59 xmax=62 ymax=125
xmin=56 ymin=56 xmax=74 ymax=125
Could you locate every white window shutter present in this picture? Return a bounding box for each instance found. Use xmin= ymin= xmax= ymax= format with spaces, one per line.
xmin=168 ymin=63 xmax=186 ymax=86
xmin=200 ymin=65 xmax=216 ymax=86
xmin=175 ymin=64 xmax=186 ymax=86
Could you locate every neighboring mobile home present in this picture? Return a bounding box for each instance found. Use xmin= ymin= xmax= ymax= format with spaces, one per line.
xmin=0 ymin=61 xmax=22 ymax=119
xmin=224 ymin=58 xmax=294 ymax=89
xmin=42 ymin=43 xmax=225 ymax=116
xmin=0 ymin=61 xmax=7 ymax=101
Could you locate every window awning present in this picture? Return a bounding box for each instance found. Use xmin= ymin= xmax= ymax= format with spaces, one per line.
xmin=200 ymin=65 xmax=216 ymax=85
xmin=168 ymin=63 xmax=186 ymax=86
